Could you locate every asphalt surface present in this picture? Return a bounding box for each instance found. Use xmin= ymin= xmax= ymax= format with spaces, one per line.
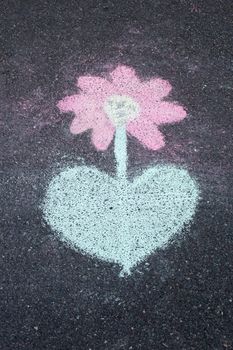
xmin=1 ymin=1 xmax=233 ymax=349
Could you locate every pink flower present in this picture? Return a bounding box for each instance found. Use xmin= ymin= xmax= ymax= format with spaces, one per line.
xmin=57 ymin=65 xmax=187 ymax=151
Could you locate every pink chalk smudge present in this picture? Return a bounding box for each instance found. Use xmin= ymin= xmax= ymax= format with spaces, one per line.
xmin=57 ymin=65 xmax=187 ymax=151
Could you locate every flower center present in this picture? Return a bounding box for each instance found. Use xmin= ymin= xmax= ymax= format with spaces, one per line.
xmin=104 ymin=95 xmax=140 ymax=126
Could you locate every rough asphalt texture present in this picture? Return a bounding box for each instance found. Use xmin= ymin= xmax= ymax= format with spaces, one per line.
xmin=1 ymin=0 xmax=233 ymax=349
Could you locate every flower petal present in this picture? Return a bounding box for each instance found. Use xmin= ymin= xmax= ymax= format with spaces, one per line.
xmin=110 ymin=65 xmax=139 ymax=89
xmin=70 ymin=117 xmax=90 ymax=135
xmin=127 ymin=119 xmax=165 ymax=150
xmin=77 ymin=76 xmax=113 ymax=99
xmin=148 ymin=102 xmax=187 ymax=124
xmin=91 ymin=120 xmax=115 ymax=151
xmin=57 ymin=94 xmax=86 ymax=114
xmin=142 ymin=78 xmax=172 ymax=100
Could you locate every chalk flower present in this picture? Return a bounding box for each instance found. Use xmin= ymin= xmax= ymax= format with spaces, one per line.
xmin=57 ymin=65 xmax=187 ymax=151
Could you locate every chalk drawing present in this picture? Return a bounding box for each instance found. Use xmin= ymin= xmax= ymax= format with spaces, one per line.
xmin=43 ymin=165 xmax=199 ymax=276
xmin=57 ymin=65 xmax=187 ymax=151
xmin=42 ymin=65 xmax=199 ymax=276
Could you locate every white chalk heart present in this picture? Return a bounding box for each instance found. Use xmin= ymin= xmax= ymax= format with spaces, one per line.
xmin=42 ymin=165 xmax=199 ymax=275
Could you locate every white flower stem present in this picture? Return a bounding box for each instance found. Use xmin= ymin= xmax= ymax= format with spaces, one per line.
xmin=114 ymin=126 xmax=127 ymax=180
